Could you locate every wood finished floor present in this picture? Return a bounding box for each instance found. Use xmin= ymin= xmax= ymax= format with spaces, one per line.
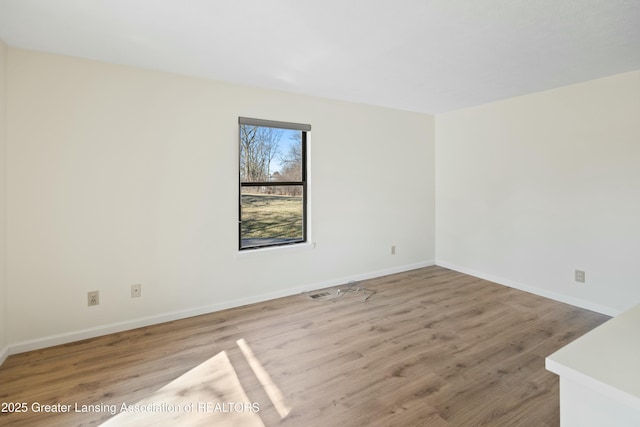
xmin=0 ymin=266 xmax=609 ymax=426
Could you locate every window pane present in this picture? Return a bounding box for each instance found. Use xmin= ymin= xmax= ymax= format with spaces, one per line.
xmin=240 ymin=125 xmax=302 ymax=183
xmin=240 ymin=186 xmax=304 ymax=249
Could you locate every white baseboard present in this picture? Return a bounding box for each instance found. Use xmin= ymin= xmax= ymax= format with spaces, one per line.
xmin=435 ymin=259 xmax=620 ymax=317
xmin=7 ymin=260 xmax=435 ymax=357
xmin=0 ymin=344 xmax=8 ymax=366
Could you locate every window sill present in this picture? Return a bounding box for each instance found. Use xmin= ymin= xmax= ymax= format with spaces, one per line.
xmin=236 ymin=241 xmax=316 ymax=259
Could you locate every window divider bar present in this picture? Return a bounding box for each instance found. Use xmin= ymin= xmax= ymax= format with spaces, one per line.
xmin=241 ymin=181 xmax=304 ymax=187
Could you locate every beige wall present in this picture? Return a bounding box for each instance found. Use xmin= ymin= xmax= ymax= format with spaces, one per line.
xmin=6 ymin=48 xmax=436 ymax=349
xmin=436 ymin=70 xmax=640 ymax=315
xmin=0 ymin=40 xmax=7 ymax=362
xmin=7 ymin=43 xmax=637 ymax=355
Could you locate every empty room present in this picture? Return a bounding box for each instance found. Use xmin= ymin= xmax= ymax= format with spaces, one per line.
xmin=1 ymin=1 xmax=639 ymax=426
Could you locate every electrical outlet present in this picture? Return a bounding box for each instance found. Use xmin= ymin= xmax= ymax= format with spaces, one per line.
xmin=391 ymin=245 xmax=396 ymax=255
xmin=131 ymin=284 xmax=141 ymax=298
xmin=88 ymin=291 xmax=99 ymax=306
xmin=575 ymin=270 xmax=585 ymax=283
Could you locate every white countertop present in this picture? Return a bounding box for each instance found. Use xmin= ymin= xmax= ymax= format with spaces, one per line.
xmin=546 ymin=303 xmax=640 ymax=410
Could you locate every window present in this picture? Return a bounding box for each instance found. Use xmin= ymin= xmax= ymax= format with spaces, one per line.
xmin=239 ymin=117 xmax=310 ymax=250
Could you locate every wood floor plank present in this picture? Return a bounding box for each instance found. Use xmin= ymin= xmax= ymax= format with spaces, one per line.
xmin=0 ymin=266 xmax=609 ymax=426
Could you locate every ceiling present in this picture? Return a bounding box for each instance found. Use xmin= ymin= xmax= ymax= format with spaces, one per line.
xmin=1 ymin=0 xmax=639 ymax=114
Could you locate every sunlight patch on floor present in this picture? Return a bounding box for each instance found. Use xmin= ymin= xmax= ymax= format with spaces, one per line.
xmin=100 ymin=351 xmax=264 ymax=426
xmin=237 ymin=338 xmax=292 ymax=419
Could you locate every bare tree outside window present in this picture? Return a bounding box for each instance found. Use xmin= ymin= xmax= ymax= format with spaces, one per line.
xmin=240 ymin=125 xmax=283 ymax=184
